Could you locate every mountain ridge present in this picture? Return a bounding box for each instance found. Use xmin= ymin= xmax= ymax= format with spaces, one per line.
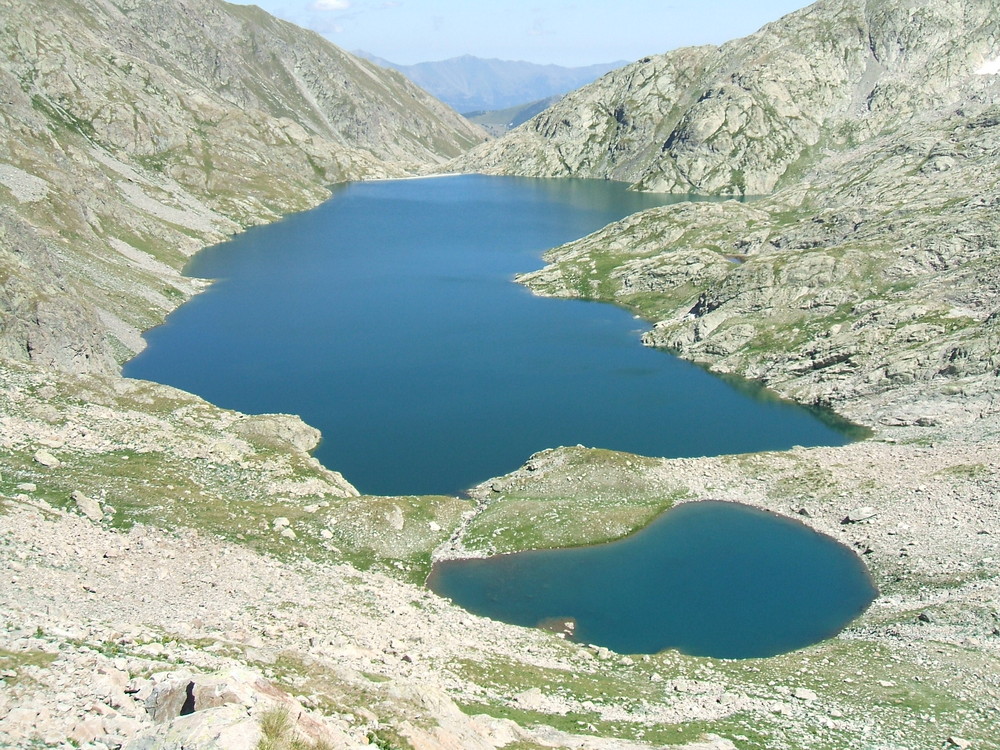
xmin=455 ymin=0 xmax=1000 ymax=195
xmin=355 ymin=52 xmax=627 ymax=113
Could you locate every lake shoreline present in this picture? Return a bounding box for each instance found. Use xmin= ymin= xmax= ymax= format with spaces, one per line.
xmin=4 ymin=171 xmax=999 ymax=749
xmin=429 ymin=499 xmax=879 ymax=659
xmin=126 ymin=175 xmax=855 ymax=497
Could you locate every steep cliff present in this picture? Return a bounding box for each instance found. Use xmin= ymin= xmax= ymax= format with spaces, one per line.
xmin=0 ymin=0 xmax=487 ymax=373
xmin=456 ymin=0 xmax=1000 ymax=196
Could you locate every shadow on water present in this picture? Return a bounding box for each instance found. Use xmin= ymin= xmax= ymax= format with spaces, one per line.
xmin=690 ymin=362 xmax=873 ymax=443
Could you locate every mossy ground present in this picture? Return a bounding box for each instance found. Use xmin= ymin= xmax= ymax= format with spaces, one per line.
xmin=459 ymin=447 xmax=690 ymax=555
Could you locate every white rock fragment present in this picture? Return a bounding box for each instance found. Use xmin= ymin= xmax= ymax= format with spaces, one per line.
xmin=273 ymin=517 xmax=290 ymax=530
xmin=33 ymin=450 xmax=61 ymax=468
xmin=386 ymin=505 xmax=405 ymax=531
xmin=845 ymin=506 xmax=878 ymax=523
xmin=793 ymin=687 xmax=819 ymax=701
xmin=515 ymin=687 xmax=546 ymax=711
xmin=71 ymin=490 xmax=104 ymax=521
xmin=975 ymin=57 xmax=1000 ymax=75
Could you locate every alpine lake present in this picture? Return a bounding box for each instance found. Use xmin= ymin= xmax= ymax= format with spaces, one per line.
xmin=125 ymin=175 xmax=878 ymax=658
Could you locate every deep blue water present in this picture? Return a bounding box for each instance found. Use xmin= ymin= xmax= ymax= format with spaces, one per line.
xmin=428 ymin=501 xmax=878 ymax=658
xmin=124 ymin=175 xmax=860 ymax=496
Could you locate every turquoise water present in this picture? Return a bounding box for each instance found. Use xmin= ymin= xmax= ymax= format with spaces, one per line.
xmin=428 ymin=501 xmax=878 ymax=658
xmin=124 ymin=175 xmax=861 ymax=496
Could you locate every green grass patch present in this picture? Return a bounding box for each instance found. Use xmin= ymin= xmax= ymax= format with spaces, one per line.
xmin=461 ymin=447 xmax=689 ymax=554
xmin=0 ymin=649 xmax=58 ymax=686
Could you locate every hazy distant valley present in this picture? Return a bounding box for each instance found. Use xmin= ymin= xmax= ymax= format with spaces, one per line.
xmin=2 ymin=1 xmax=999 ymax=749
xmin=355 ymin=53 xmax=626 ymax=114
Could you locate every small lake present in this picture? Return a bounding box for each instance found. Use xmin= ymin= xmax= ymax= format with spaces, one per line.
xmin=124 ymin=175 xmax=861 ymax=496
xmin=428 ymin=501 xmax=878 ymax=658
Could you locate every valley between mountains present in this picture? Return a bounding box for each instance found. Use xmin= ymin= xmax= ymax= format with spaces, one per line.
xmin=1 ymin=1 xmax=999 ymax=749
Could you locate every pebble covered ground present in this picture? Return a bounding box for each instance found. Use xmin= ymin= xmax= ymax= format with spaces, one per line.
xmin=1 ymin=357 xmax=998 ymax=749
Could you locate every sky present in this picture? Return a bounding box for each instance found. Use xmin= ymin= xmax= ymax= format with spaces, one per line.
xmin=228 ymin=0 xmax=813 ymax=67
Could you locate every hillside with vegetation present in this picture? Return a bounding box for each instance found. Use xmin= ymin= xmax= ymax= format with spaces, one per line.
xmin=0 ymin=0 xmax=487 ymax=374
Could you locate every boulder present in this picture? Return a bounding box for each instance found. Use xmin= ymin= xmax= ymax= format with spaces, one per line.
xmin=145 ymin=670 xmax=264 ymax=723
xmin=231 ymin=414 xmax=320 ymax=453
xmin=132 ymin=668 xmax=353 ymax=750
xmin=68 ymin=717 xmax=105 ymax=745
xmin=72 ymin=490 xmax=105 ymax=521
xmin=844 ymin=507 xmax=878 ymax=523
xmin=125 ymin=704 xmax=259 ymax=750
xmin=33 ymin=450 xmax=60 ymax=468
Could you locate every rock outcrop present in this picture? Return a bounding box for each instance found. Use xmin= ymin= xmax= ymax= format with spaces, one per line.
xmin=456 ymin=0 xmax=1000 ymax=196
xmin=515 ymin=78 xmax=1000 ymax=427
xmin=0 ymin=0 xmax=487 ymax=373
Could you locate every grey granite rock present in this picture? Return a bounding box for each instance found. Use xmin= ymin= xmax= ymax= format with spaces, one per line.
xmin=457 ymin=0 xmax=1000 ymax=198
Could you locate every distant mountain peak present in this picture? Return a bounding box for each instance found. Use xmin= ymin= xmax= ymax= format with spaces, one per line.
xmin=355 ymin=52 xmax=628 ymax=112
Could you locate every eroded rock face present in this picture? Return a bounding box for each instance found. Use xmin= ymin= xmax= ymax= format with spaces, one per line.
xmin=456 ymin=0 xmax=1000 ymax=196
xmin=231 ymin=414 xmax=321 ymax=454
xmin=126 ymin=669 xmax=356 ymax=750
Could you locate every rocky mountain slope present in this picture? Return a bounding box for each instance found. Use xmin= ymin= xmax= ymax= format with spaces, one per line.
xmin=0 ymin=0 xmax=487 ymax=375
xmin=4 ymin=358 xmax=999 ymax=750
xmin=517 ymin=76 xmax=1000 ymax=428
xmin=456 ymin=0 xmax=1000 ymax=195
xmin=444 ymin=2 xmax=1000 ymax=744
xmin=464 ymin=95 xmax=564 ymax=137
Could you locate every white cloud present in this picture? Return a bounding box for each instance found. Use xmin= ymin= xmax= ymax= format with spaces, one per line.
xmin=312 ymin=0 xmax=350 ymax=10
